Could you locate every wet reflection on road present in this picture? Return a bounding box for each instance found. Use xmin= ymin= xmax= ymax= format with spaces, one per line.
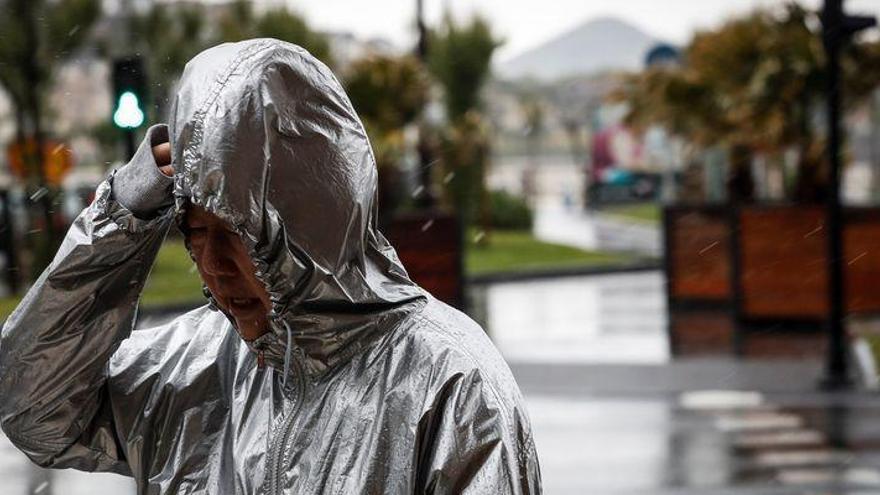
xmin=470 ymin=270 xmax=669 ymax=364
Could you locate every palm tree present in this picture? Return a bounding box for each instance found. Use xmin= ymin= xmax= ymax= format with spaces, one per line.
xmin=428 ymin=13 xmax=502 ymax=237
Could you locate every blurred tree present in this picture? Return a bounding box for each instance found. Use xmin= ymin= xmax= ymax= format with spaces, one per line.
xmin=428 ymin=14 xmax=501 ymax=121
xmin=127 ymin=1 xmax=208 ymax=119
xmin=0 ymin=0 xmax=101 ymax=279
xmin=519 ymin=95 xmax=544 ymax=204
xmin=127 ymin=1 xmax=333 ymax=121
xmin=344 ymin=54 xmax=429 ymax=224
xmin=619 ymin=3 xmax=880 ymax=203
xmin=346 ymin=55 xmax=428 ymax=132
xmin=428 ymin=13 xmax=502 ymax=239
xmin=439 ymin=111 xmax=490 ymax=232
xmin=217 ymin=1 xmax=333 ymax=66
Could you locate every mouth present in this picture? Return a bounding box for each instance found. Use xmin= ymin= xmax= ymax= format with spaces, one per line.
xmin=224 ymin=297 xmax=263 ymax=315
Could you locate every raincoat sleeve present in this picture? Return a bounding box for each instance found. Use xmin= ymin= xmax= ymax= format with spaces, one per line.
xmin=418 ymin=368 xmax=542 ymax=494
xmin=0 ymin=126 xmax=175 ymax=475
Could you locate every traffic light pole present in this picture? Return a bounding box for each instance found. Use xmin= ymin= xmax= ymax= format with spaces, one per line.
xmin=112 ymin=56 xmax=147 ymax=162
xmin=125 ymin=129 xmax=136 ymax=161
xmin=820 ymin=0 xmax=876 ymax=389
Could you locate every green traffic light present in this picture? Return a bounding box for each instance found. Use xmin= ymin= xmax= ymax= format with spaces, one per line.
xmin=113 ymin=91 xmax=145 ymax=129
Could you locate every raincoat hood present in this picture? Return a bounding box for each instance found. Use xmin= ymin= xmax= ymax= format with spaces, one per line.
xmin=169 ymin=39 xmax=424 ymax=376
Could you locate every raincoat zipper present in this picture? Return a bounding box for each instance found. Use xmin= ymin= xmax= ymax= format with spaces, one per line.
xmin=265 ymin=356 xmax=306 ymax=495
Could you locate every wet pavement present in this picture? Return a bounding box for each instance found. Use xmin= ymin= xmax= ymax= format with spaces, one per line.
xmin=533 ymin=203 xmax=661 ymax=257
xmin=527 ymin=390 xmax=880 ymax=495
xmin=488 ymin=156 xmax=661 ymax=256
xmin=470 ymin=270 xmax=669 ymax=364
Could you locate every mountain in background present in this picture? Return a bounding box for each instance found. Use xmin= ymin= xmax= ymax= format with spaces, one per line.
xmin=497 ymin=17 xmax=660 ymax=81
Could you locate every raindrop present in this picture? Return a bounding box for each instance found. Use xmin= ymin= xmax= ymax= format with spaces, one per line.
xmin=68 ymin=25 xmax=80 ymax=37
xmin=803 ymin=225 xmax=823 ymax=238
xmin=33 ymin=481 xmax=48 ymax=494
xmin=473 ymin=230 xmax=485 ymax=243
xmin=51 ymin=143 xmax=65 ymax=155
xmin=30 ymin=188 xmax=48 ymax=202
xmin=421 ymin=158 xmax=441 ymax=170
xmin=27 ymin=229 xmax=42 ymax=235
xmin=442 ymin=172 xmax=455 ymax=184
xmin=698 ymin=241 xmax=719 ymax=255
xmin=420 ymin=220 xmax=434 ymax=232
xmin=411 ymin=186 xmax=424 ymax=198
xmin=847 ymin=251 xmax=867 ymax=265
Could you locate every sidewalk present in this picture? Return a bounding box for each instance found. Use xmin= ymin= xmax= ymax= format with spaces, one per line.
xmin=483 ymin=271 xmax=880 ymax=494
xmin=516 ymin=358 xmax=880 ymax=495
xmin=532 ymin=202 xmax=662 ymax=257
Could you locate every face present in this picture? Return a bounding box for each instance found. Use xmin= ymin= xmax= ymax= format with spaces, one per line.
xmin=184 ymin=205 xmax=272 ymax=341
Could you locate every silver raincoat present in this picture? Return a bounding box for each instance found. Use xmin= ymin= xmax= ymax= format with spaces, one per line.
xmin=0 ymin=39 xmax=541 ymax=494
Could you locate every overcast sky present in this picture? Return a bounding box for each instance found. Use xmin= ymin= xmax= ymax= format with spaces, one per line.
xmin=282 ymin=0 xmax=880 ymax=62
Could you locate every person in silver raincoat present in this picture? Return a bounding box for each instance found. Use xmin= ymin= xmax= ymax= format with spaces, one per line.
xmin=0 ymin=39 xmax=542 ymax=494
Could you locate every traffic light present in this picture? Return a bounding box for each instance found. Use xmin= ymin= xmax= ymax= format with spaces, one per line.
xmin=111 ymin=56 xmax=148 ymax=129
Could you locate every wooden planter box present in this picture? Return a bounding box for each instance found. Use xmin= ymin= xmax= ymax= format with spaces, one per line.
xmin=385 ymin=210 xmax=465 ymax=310
xmin=665 ymin=204 xmax=880 ymax=358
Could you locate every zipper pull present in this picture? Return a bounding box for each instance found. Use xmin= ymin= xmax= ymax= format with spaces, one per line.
xmin=257 ymin=350 xmax=265 ymax=369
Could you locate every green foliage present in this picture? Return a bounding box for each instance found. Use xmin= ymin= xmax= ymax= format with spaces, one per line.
xmin=618 ymin=3 xmax=880 ymax=201
xmin=140 ymin=239 xmax=204 ymax=307
xmin=488 ymin=190 xmax=533 ymax=230
xmin=428 ymin=14 xmax=502 ymax=121
xmin=128 ymin=2 xmax=209 ymax=118
xmin=344 ymin=54 xmax=429 ymax=219
xmin=600 ymin=203 xmax=661 ymax=224
xmin=216 ymin=0 xmax=254 ymax=42
xmin=619 ymin=7 xmax=808 ymax=148
xmin=0 ymin=0 xmax=102 ymax=281
xmin=254 ymin=8 xmax=332 ymax=64
xmin=0 ymin=0 xmax=101 ymax=116
xmin=427 ymin=14 xmax=502 ymax=233
xmin=216 ymin=1 xmax=332 ymax=66
xmin=345 ymin=55 xmax=429 ymax=133
xmin=439 ymin=112 xmax=490 ymax=228
xmin=0 ymin=239 xmax=205 ymax=319
xmin=128 ymin=1 xmax=333 ymax=118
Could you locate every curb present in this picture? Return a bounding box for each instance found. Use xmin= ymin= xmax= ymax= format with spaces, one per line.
xmin=467 ymin=260 xmax=661 ymax=285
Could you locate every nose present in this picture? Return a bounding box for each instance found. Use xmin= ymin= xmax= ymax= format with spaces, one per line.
xmin=200 ymin=233 xmax=239 ymax=277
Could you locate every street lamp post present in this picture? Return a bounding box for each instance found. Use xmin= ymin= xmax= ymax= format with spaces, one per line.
xmin=820 ymin=0 xmax=876 ymax=389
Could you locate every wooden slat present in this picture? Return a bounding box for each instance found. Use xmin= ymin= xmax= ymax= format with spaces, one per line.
xmin=386 ymin=212 xmax=463 ymax=309
xmin=739 ymin=207 xmax=827 ymax=318
xmin=668 ymin=209 xmax=731 ymax=301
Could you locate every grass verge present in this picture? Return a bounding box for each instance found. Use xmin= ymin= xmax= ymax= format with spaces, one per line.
xmin=465 ymin=229 xmax=636 ymax=276
xmin=600 ymin=203 xmax=661 ymax=224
